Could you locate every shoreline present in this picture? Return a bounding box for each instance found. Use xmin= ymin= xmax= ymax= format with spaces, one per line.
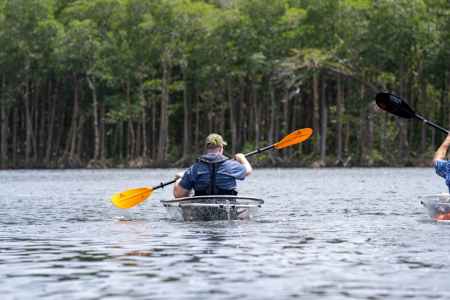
xmin=0 ymin=163 xmax=434 ymax=171
xmin=0 ymin=155 xmax=435 ymax=170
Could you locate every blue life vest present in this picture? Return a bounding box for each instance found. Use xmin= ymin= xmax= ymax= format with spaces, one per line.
xmin=194 ymin=156 xmax=238 ymax=196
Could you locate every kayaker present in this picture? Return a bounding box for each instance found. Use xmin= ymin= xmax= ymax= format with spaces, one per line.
xmin=434 ymin=133 xmax=450 ymax=192
xmin=173 ymin=133 xmax=252 ymax=198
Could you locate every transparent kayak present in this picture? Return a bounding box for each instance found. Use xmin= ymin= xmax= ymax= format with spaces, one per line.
xmin=161 ymin=195 xmax=264 ymax=222
xmin=420 ymin=193 xmax=450 ymax=221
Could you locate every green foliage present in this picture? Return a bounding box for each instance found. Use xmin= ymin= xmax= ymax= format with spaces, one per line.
xmin=2 ymin=0 xmax=450 ymax=167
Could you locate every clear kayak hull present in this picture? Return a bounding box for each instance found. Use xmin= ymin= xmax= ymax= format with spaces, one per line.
xmin=161 ymin=195 xmax=264 ymax=222
xmin=421 ymin=194 xmax=450 ymax=221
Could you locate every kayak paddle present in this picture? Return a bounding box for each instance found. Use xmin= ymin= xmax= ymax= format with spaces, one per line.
xmin=375 ymin=92 xmax=449 ymax=134
xmin=244 ymin=127 xmax=313 ymax=157
xmin=112 ymin=127 xmax=313 ymax=209
xmin=111 ymin=181 xmax=176 ymax=209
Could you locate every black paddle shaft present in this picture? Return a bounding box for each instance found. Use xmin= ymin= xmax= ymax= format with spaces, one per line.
xmin=244 ymin=144 xmax=275 ymax=157
xmin=224 ymin=144 xmax=276 ymax=159
xmin=375 ymin=92 xmax=449 ymax=134
xmin=153 ymin=179 xmax=177 ymax=190
xmin=414 ymin=114 xmax=449 ymax=134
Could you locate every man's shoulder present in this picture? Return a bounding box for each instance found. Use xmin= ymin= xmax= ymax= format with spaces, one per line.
xmin=222 ymin=159 xmax=245 ymax=170
xmin=223 ymin=158 xmax=239 ymax=165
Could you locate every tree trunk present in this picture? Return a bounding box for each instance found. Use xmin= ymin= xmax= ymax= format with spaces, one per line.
xmin=219 ymin=93 xmax=225 ymax=137
xmin=282 ymin=86 xmax=290 ymax=159
xmin=63 ymin=118 xmax=74 ymax=159
xmin=291 ymin=94 xmax=300 ymax=157
xmin=69 ymin=75 xmax=79 ymax=161
xmin=152 ymin=97 xmax=157 ymax=159
xmin=53 ymin=87 xmax=67 ymax=164
xmin=367 ymin=102 xmax=374 ymax=163
xmin=195 ymin=94 xmax=200 ymax=153
xmin=312 ymin=71 xmax=320 ymax=154
xmin=238 ymin=79 xmax=246 ymax=148
xmin=208 ymin=110 xmax=213 ymax=133
xmin=142 ymin=109 xmax=147 ymax=158
xmin=100 ymin=99 xmax=106 ymax=161
xmin=136 ymin=123 xmax=141 ymax=160
xmin=432 ymin=128 xmax=436 ymax=151
xmin=12 ymin=108 xmax=17 ymax=166
xmin=87 ymin=76 xmax=100 ymax=161
xmin=38 ymin=81 xmax=48 ymax=161
xmin=0 ymin=75 xmax=7 ymax=168
xmin=31 ymin=81 xmax=39 ymax=163
xmin=157 ymin=55 xmax=170 ymax=162
xmin=254 ymin=83 xmax=260 ymax=148
xmin=319 ymin=80 xmax=327 ymax=165
xmin=118 ymin=122 xmax=124 ymax=160
xmin=282 ymin=88 xmax=289 ymax=135
xmin=381 ymin=113 xmax=387 ymax=157
xmin=359 ymin=84 xmax=367 ymax=164
xmin=336 ymin=74 xmax=343 ymax=164
xmin=219 ymin=106 xmax=225 ymax=135
xmin=44 ymin=82 xmax=58 ymax=167
xmin=344 ymin=118 xmax=350 ymax=158
xmin=268 ymin=80 xmax=276 ymax=146
xmin=420 ymin=122 xmax=427 ymax=155
xmin=431 ymin=99 xmax=436 ymax=150
xmin=397 ymin=118 xmax=408 ymax=163
xmin=398 ymin=64 xmax=408 ymax=162
xmin=140 ymin=83 xmax=148 ymax=158
xmin=227 ymin=78 xmax=238 ymax=153
xmin=23 ymin=80 xmax=33 ymax=166
xmin=126 ymin=80 xmax=135 ymax=160
xmin=182 ymin=70 xmax=192 ymax=160
xmin=77 ymin=114 xmax=85 ymax=160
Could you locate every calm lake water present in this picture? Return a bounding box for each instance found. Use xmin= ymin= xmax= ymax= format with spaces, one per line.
xmin=1 ymin=168 xmax=450 ymax=300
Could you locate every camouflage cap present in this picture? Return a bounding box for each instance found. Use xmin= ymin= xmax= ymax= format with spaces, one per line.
xmin=205 ymin=133 xmax=227 ymax=147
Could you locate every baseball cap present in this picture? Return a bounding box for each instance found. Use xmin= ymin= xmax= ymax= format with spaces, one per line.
xmin=205 ymin=133 xmax=227 ymax=147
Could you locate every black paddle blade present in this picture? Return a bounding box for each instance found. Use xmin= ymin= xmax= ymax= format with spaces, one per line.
xmin=375 ymin=92 xmax=416 ymax=119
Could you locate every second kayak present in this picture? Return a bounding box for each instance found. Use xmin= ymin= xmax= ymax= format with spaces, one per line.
xmin=421 ymin=194 xmax=450 ymax=221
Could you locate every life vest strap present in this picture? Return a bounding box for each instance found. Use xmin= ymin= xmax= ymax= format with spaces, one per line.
xmin=195 ymin=156 xmax=237 ymax=196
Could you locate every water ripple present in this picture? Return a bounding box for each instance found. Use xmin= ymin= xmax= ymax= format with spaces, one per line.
xmin=1 ymin=168 xmax=450 ymax=299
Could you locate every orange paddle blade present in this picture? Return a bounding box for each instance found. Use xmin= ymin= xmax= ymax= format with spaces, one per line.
xmin=274 ymin=128 xmax=313 ymax=149
xmin=112 ymin=187 xmax=152 ymax=209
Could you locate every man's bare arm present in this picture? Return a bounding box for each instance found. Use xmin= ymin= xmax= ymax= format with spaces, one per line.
xmin=173 ymin=171 xmax=190 ymax=198
xmin=173 ymin=179 xmax=190 ymax=198
xmin=434 ymin=133 xmax=450 ymax=163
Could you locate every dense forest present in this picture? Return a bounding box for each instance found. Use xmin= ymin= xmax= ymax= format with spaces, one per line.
xmin=0 ymin=0 xmax=449 ymax=169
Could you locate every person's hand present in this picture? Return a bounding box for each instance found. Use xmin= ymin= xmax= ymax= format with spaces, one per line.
xmin=175 ymin=171 xmax=185 ymax=180
xmin=234 ymin=153 xmax=246 ymax=163
xmin=235 ymin=153 xmax=253 ymax=176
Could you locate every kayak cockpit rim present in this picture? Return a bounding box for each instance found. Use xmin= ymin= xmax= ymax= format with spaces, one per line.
xmin=161 ymin=195 xmax=264 ymax=221
xmin=160 ymin=195 xmax=264 ymax=205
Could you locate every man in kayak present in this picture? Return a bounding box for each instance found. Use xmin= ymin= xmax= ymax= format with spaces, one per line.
xmin=434 ymin=133 xmax=450 ymax=192
xmin=173 ymin=133 xmax=252 ymax=198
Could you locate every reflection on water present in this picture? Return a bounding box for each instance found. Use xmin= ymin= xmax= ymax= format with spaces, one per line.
xmin=1 ymin=168 xmax=450 ymax=299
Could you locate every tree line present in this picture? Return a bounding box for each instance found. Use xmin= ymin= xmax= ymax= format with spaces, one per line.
xmin=0 ymin=0 xmax=449 ymax=169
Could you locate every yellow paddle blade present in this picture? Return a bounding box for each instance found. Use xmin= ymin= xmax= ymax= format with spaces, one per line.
xmin=111 ymin=187 xmax=153 ymax=209
xmin=274 ymin=128 xmax=313 ymax=149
